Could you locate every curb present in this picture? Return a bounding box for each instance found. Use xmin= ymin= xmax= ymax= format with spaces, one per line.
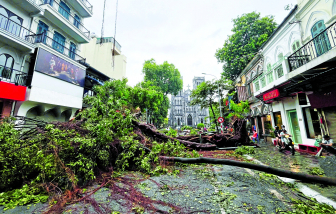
xmin=244 ymin=155 xmax=336 ymax=209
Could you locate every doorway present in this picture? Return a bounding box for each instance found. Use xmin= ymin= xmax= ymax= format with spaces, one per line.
xmin=287 ymin=110 xmax=302 ymax=144
xmin=187 ymin=114 xmax=192 ymax=126
xmin=257 ymin=116 xmax=263 ymax=138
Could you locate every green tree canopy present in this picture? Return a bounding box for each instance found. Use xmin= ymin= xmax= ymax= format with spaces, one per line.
xmin=215 ymin=12 xmax=277 ymax=80
xmin=142 ymin=59 xmax=183 ymax=96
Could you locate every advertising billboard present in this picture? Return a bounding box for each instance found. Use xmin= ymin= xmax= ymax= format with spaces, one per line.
xmin=35 ymin=48 xmax=86 ymax=87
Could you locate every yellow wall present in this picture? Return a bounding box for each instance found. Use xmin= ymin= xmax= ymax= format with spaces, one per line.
xmin=81 ymin=37 xmax=127 ymax=80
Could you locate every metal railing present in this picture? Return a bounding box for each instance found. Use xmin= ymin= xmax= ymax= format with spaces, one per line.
xmin=79 ymin=0 xmax=93 ymax=13
xmin=41 ymin=0 xmax=90 ymax=39
xmin=0 ymin=13 xmax=36 ymax=44
xmin=96 ymin=37 xmax=122 ymax=51
xmin=288 ymin=21 xmax=336 ymax=72
xmin=0 ymin=65 xmax=29 ymax=86
xmin=27 ymin=33 xmax=86 ymax=63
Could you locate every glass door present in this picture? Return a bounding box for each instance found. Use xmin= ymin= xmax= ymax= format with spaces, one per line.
xmin=36 ymin=21 xmax=49 ymax=43
xmin=288 ymin=110 xmax=302 ymax=144
xmin=59 ymin=1 xmax=70 ymax=20
xmin=52 ymin=32 xmax=65 ymax=54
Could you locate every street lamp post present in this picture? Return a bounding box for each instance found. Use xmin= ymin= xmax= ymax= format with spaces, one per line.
xmin=202 ymin=73 xmax=223 ymax=134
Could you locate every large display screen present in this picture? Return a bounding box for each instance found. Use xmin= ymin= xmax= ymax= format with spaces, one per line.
xmin=35 ymin=48 xmax=86 ymax=87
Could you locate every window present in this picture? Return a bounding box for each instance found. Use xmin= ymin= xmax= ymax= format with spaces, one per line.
xmin=311 ymin=20 xmax=331 ymax=56
xmin=254 ymin=80 xmax=260 ymax=91
xmin=74 ymin=14 xmax=80 ymax=28
xmin=292 ymin=40 xmax=301 ymax=52
xmin=303 ymin=107 xmax=321 ymax=138
xmin=69 ymin=42 xmax=76 ymax=60
xmin=59 ymin=1 xmax=70 ymax=20
xmin=0 ymin=5 xmax=23 ymax=36
xmin=275 ymin=65 xmax=283 ymax=79
xmin=44 ymin=0 xmax=54 ymax=6
xmin=0 ymin=54 xmax=14 ymax=79
xmin=260 ymin=76 xmax=266 ymax=88
xmin=267 ymin=63 xmax=272 ymax=72
xmin=267 ymin=72 xmax=273 ymax=84
xmin=52 ymin=32 xmax=65 ymax=53
xmin=36 ymin=21 xmax=49 ymax=44
xmin=278 ymin=53 xmax=284 ymax=62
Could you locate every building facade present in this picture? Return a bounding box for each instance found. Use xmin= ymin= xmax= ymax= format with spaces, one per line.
xmin=0 ymin=0 xmax=94 ymax=121
xmin=169 ymin=77 xmax=210 ymax=128
xmin=236 ymin=0 xmax=336 ymax=145
xmin=81 ymin=35 xmax=127 ymax=80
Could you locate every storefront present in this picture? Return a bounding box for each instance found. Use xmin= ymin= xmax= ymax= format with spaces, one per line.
xmin=0 ymin=81 xmax=27 ymax=118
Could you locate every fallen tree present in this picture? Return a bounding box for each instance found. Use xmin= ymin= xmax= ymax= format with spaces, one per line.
xmin=176 ymin=119 xmax=253 ymax=148
xmin=160 ymin=156 xmax=336 ymax=186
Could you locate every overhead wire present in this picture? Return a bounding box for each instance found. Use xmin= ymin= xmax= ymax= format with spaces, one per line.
xmin=112 ymin=0 xmax=119 ymax=68
xmin=100 ymin=0 xmax=107 ymax=45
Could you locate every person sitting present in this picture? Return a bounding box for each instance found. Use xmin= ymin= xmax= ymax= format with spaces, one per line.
xmin=319 ymin=135 xmax=336 ymax=154
xmin=279 ymin=129 xmax=290 ymax=149
xmin=251 ymin=130 xmax=259 ymax=143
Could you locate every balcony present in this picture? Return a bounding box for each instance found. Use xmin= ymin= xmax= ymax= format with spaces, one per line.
xmin=0 ymin=65 xmax=29 ymax=87
xmin=27 ymin=33 xmax=86 ymax=63
xmin=10 ymin=0 xmax=43 ymax=15
xmin=0 ymin=14 xmax=36 ymax=52
xmin=288 ymin=21 xmax=336 ymax=72
xmin=65 ymin=0 xmax=93 ymax=18
xmin=39 ymin=0 xmax=90 ymax=43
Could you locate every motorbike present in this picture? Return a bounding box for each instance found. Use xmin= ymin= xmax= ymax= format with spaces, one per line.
xmin=278 ymin=134 xmax=295 ymax=155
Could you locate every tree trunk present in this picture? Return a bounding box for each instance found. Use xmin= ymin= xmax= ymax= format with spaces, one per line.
xmin=160 ymin=156 xmax=336 ymax=186
xmin=209 ymin=100 xmax=219 ymax=133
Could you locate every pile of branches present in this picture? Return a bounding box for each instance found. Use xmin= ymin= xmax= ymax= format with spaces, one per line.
xmin=177 ymin=119 xmax=252 ymax=148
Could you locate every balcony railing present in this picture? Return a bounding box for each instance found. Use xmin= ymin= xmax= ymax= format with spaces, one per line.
xmin=26 ymin=33 xmax=86 ymax=63
xmin=288 ymin=21 xmax=336 ymax=72
xmin=79 ymin=0 xmax=93 ymax=13
xmin=0 ymin=65 xmax=29 ymax=86
xmin=41 ymin=0 xmax=90 ymax=39
xmin=96 ymin=37 xmax=122 ymax=51
xmin=0 ymin=13 xmax=36 ymax=44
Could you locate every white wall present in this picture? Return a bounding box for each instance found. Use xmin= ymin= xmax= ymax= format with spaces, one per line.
xmin=28 ymin=71 xmax=83 ymax=108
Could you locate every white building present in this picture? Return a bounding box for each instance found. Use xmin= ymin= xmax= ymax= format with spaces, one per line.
xmin=81 ymin=35 xmax=127 ymax=80
xmin=169 ymin=77 xmax=210 ymax=128
xmin=236 ymin=0 xmax=336 ymax=146
xmin=0 ymin=0 xmax=93 ymax=121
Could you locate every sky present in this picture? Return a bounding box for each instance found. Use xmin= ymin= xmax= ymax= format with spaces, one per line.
xmin=85 ymin=0 xmax=297 ymax=90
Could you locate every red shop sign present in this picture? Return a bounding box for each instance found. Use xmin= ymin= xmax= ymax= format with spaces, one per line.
xmin=263 ymin=89 xmax=280 ymax=101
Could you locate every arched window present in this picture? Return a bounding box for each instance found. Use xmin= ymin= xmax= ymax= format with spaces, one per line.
xmin=0 ymin=6 xmax=22 ymax=36
xmin=0 ymin=54 xmax=14 ymax=80
xmin=278 ymin=53 xmax=284 ymax=61
xmin=311 ymin=20 xmax=331 ymax=56
xmin=267 ymin=63 xmax=272 ymax=72
xmin=291 ymin=40 xmax=301 ymax=52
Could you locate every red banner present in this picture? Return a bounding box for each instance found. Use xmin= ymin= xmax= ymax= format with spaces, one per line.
xmin=0 ymin=81 xmax=26 ymax=101
xmin=263 ymin=89 xmax=280 ymax=101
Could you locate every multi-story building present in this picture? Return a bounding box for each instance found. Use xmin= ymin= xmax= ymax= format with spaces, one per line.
xmin=236 ymin=0 xmax=336 ymax=145
xmin=0 ymin=0 xmax=93 ymax=121
xmin=169 ymin=77 xmax=210 ymax=128
xmin=81 ymin=35 xmax=127 ymax=80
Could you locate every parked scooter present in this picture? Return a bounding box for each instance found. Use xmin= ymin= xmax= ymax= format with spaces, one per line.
xmin=278 ymin=134 xmax=295 ymax=155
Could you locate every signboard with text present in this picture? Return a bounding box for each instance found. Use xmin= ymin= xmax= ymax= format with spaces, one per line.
xmin=263 ymin=89 xmax=280 ymax=101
